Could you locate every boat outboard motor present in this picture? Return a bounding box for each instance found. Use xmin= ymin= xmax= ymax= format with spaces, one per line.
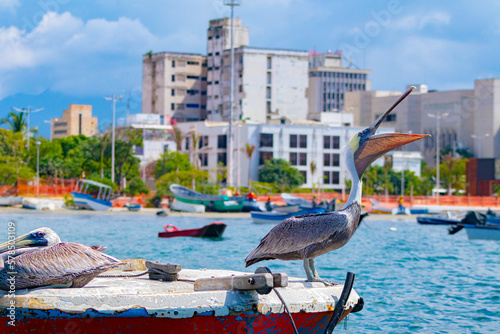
xmin=461 ymin=211 xmax=487 ymax=226
xmin=448 ymin=224 xmax=464 ymax=235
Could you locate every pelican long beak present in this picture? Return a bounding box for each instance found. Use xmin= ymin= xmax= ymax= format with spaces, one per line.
xmin=351 ymin=87 xmax=429 ymax=179
xmin=0 ymin=233 xmax=36 ymax=253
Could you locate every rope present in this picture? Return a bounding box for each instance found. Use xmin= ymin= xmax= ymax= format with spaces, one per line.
xmin=273 ymin=288 xmax=299 ymax=334
xmin=97 ymin=270 xmax=150 ymax=278
xmin=97 ymin=269 xmax=178 ymax=281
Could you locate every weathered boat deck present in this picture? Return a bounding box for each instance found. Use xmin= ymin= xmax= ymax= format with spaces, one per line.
xmin=1 ymin=259 xmax=362 ymax=333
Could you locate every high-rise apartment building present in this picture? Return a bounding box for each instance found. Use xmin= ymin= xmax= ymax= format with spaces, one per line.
xmin=142 ymin=52 xmax=207 ymax=124
xmin=51 ymin=104 xmax=98 ymax=139
xmin=308 ymin=51 xmax=372 ymax=120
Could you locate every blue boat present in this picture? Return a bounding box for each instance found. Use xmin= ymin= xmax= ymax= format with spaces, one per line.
xmin=71 ymin=179 xmax=112 ymax=211
xmin=251 ymin=207 xmax=326 ymax=224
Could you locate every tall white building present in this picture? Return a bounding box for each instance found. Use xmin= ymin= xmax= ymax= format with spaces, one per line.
xmin=174 ymin=121 xmax=395 ymax=191
xmin=142 ymin=52 xmax=207 ymax=124
xmin=308 ymin=51 xmax=372 ymax=119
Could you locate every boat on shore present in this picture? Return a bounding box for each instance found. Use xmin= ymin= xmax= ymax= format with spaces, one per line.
xmin=0 ymin=259 xmax=363 ymax=333
xmin=170 ymin=184 xmax=244 ymax=212
xmin=251 ymin=207 xmax=326 ymax=224
xmin=449 ymin=211 xmax=500 ymax=240
xmin=71 ymin=179 xmax=112 ymax=211
xmin=124 ymin=202 xmax=142 ymax=211
xmin=417 ymin=211 xmax=465 ymax=225
xmin=158 ymin=222 xmax=227 ymax=238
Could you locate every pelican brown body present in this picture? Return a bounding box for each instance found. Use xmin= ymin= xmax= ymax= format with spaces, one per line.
xmin=0 ymin=227 xmax=120 ymax=290
xmin=245 ymin=87 xmax=428 ymax=282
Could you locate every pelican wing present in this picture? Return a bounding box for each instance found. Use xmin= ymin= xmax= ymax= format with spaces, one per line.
xmin=246 ymin=203 xmax=360 ymax=265
xmin=5 ymin=242 xmax=120 ymax=289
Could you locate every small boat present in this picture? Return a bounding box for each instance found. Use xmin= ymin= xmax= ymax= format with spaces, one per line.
xmin=22 ymin=198 xmax=56 ymax=211
xmin=156 ymin=210 xmax=169 ymax=216
xmin=170 ymin=201 xmax=205 ymax=213
xmin=124 ymin=202 xmax=142 ymax=211
xmin=0 ymin=259 xmax=363 ymax=333
xmin=281 ymin=193 xmax=313 ymax=209
xmin=158 ymin=222 xmax=227 ymax=238
xmin=417 ymin=211 xmax=465 ymax=225
xmin=273 ymin=204 xmax=300 ymax=213
xmin=449 ymin=211 xmax=500 ymax=240
xmin=242 ymin=199 xmax=266 ymax=212
xmin=71 ymin=179 xmax=112 ymax=211
xmin=170 ymin=184 xmax=243 ymax=212
xmin=0 ymin=196 xmax=23 ymax=206
xmin=251 ymin=207 xmax=326 ymax=224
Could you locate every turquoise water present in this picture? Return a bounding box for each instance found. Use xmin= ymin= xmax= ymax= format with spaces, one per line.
xmin=0 ymin=212 xmax=499 ymax=333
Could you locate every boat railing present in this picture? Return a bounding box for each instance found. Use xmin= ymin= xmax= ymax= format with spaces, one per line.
xmin=74 ymin=179 xmax=112 ymax=201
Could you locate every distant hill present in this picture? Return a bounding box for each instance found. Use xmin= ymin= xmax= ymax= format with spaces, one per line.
xmin=0 ymin=90 xmax=142 ymax=138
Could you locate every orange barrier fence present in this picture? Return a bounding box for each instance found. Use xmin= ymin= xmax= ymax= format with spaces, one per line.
xmin=0 ymin=178 xmax=79 ymax=197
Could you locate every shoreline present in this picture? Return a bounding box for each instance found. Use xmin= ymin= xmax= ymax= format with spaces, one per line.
xmin=0 ymin=206 xmax=424 ymax=220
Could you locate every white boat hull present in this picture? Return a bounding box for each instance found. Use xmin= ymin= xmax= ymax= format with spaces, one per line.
xmin=71 ymin=192 xmax=111 ymax=211
xmin=464 ymin=225 xmax=500 ymax=240
xmin=170 ymin=201 xmax=205 ymax=213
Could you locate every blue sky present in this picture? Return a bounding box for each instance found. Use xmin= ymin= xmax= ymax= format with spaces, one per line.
xmin=1 ymin=0 xmax=500 ymax=133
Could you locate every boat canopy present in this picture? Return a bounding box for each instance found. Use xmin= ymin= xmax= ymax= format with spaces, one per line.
xmin=74 ymin=179 xmax=112 ymax=201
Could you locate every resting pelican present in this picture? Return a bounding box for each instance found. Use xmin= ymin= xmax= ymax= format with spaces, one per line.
xmin=245 ymin=87 xmax=428 ymax=282
xmin=0 ymin=227 xmax=120 ymax=290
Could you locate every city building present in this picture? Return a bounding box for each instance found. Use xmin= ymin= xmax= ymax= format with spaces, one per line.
xmin=391 ymin=151 xmax=423 ymax=177
xmin=207 ymin=46 xmax=310 ymax=123
xmin=51 ymin=104 xmax=98 ymax=139
xmin=308 ymin=50 xmax=372 ymax=119
xmin=174 ymin=120 xmax=395 ymax=191
xmin=142 ymin=52 xmax=207 ymax=124
xmin=344 ymin=79 xmax=500 ymax=164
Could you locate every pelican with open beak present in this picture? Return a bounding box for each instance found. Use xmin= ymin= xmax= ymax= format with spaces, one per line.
xmin=0 ymin=227 xmax=120 ymax=290
xmin=245 ymin=87 xmax=428 ymax=282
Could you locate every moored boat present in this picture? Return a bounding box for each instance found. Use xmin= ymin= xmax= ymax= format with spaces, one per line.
xmin=251 ymin=207 xmax=326 ymax=224
xmin=281 ymin=193 xmax=313 ymax=209
xmin=0 ymin=259 xmax=363 ymax=333
xmin=417 ymin=211 xmax=465 ymax=225
xmin=272 ymin=204 xmax=300 ymax=213
xmin=158 ymin=222 xmax=227 ymax=238
xmin=170 ymin=184 xmax=244 ymax=212
xmin=71 ymin=179 xmax=112 ymax=211
xmin=449 ymin=211 xmax=500 ymax=240
xmin=124 ymin=202 xmax=142 ymax=211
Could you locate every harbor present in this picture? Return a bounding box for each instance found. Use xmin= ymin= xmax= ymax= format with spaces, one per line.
xmin=0 ymin=212 xmax=498 ymax=332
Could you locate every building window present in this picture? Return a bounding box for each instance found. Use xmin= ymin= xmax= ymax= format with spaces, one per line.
xmin=323 ymin=171 xmax=330 ymax=184
xmin=54 ymin=130 xmax=67 ymax=135
xmin=218 ymin=152 xmax=227 ymax=166
xmin=259 ymin=151 xmax=273 ymax=165
xmin=214 ymin=81 xmax=219 ymax=85
xmin=201 ymin=91 xmax=207 ymax=96
xmin=332 ymin=171 xmax=340 ymax=184
xmin=323 ymin=153 xmax=331 ymax=166
xmin=198 ymin=136 xmax=208 ymax=149
xmin=290 ymin=135 xmax=298 ymax=148
xmin=187 ymin=61 xmax=200 ymax=65
xmin=185 ymin=137 xmax=190 ymax=150
xmin=300 ymin=170 xmax=307 ymax=183
xmin=260 ymin=133 xmax=273 ymax=147
xmin=171 ymin=103 xmax=175 ymax=111
xmin=54 ymin=122 xmax=67 ymax=127
xmin=199 ymin=153 xmax=208 ymax=167
xmin=266 ymin=87 xmax=271 ymax=99
xmin=266 ymin=101 xmax=271 ymax=113
xmin=172 ymin=75 xmax=175 ymax=82
xmin=323 ymin=136 xmax=331 ymax=149
xmin=172 ymin=60 xmax=175 ymax=67
xmin=187 ymin=103 xmax=200 ymax=108
xmin=218 ymin=135 xmax=227 ymax=149
xmin=187 ymin=75 xmax=200 ymax=79
xmin=171 ymin=89 xmax=175 ymax=96
xmin=267 ymin=56 xmax=272 ymax=70
xmin=332 ymin=153 xmax=340 ymax=167
xmin=289 ymin=152 xmax=297 ymax=165
xmin=332 ymin=136 xmax=340 ymax=149
xmin=239 ymin=85 xmax=243 ymax=93
xmin=299 ymin=135 xmax=307 ymax=148
xmin=208 ymin=53 xmax=213 ymax=57
xmin=78 ymin=114 xmax=82 ymax=135
xmin=187 ymin=89 xmax=199 ymax=95
xmin=267 ymin=72 xmax=272 ymax=85
xmin=215 ymin=35 xmax=220 ymax=39
xmin=299 ymin=153 xmax=307 ymax=166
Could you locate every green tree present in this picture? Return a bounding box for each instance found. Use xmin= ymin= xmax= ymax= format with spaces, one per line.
xmin=154 ymin=151 xmax=192 ymax=178
xmin=123 ymin=177 xmax=150 ymax=196
xmin=440 ymin=153 xmax=467 ymax=195
xmin=156 ymin=170 xmax=209 ymax=197
xmin=259 ymin=158 xmax=304 ymax=192
xmin=245 ymin=143 xmax=256 ymax=188
xmin=0 ymin=111 xmax=26 ymax=133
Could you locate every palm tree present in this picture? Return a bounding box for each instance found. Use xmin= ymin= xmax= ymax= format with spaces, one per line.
xmin=172 ymin=126 xmax=184 ymax=151
xmin=310 ymin=161 xmax=317 ymax=193
xmin=0 ymin=112 xmax=26 ymax=133
xmin=245 ymin=143 xmax=256 ymax=190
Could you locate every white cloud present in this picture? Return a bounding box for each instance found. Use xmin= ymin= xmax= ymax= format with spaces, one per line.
xmin=0 ymin=0 xmax=18 ymax=10
xmin=0 ymin=11 xmax=166 ymax=98
xmin=390 ymin=12 xmax=451 ymax=30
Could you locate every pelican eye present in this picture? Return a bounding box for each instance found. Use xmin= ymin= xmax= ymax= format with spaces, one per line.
xmin=36 ymin=232 xmax=45 ymax=238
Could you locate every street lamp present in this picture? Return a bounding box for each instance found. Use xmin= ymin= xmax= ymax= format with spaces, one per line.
xmin=224 ymin=0 xmax=241 ymax=188
xmin=104 ymin=94 xmax=123 ymax=184
xmin=471 ymin=133 xmax=490 ymax=158
xmin=12 ymin=106 xmax=43 ymax=163
xmin=427 ymin=112 xmax=449 ymax=204
xmin=44 ymin=120 xmax=52 ymax=142
xmin=36 ymin=141 xmax=41 ymax=196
